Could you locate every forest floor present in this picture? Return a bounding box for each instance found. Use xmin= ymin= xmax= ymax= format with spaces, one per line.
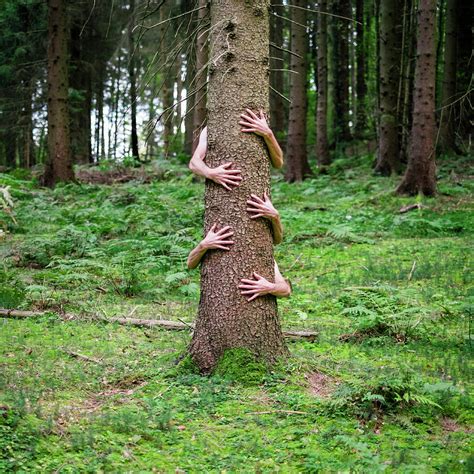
xmin=1 ymin=152 xmax=473 ymax=472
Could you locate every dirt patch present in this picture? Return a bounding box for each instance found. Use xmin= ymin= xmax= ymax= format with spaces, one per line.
xmin=441 ymin=417 xmax=473 ymax=434
xmin=306 ymin=371 xmax=339 ymax=399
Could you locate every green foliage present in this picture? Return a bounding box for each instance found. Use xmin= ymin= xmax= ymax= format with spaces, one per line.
xmin=328 ymin=371 xmax=443 ymax=419
xmin=338 ymin=286 xmax=432 ymax=342
xmin=0 ymin=156 xmax=471 ymax=471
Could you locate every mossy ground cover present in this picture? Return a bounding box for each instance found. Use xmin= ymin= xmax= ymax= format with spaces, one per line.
xmin=1 ymin=154 xmax=473 ymax=472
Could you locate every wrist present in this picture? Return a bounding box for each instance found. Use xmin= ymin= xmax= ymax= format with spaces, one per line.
xmin=197 ymin=241 xmax=208 ymax=252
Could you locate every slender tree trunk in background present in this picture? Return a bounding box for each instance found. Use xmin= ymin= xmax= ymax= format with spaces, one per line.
xmin=400 ymin=0 xmax=416 ymax=162
xmin=128 ymin=0 xmax=140 ymax=161
xmin=192 ymin=0 xmax=210 ymax=152
xmin=285 ymin=0 xmax=310 ymax=182
xmin=375 ymin=0 xmax=402 ymax=175
xmin=355 ymin=0 xmax=367 ymax=137
xmin=439 ymin=0 xmax=457 ymax=153
xmin=269 ymin=0 xmax=285 ymax=139
xmin=162 ymin=71 xmax=174 ymax=157
xmin=100 ymin=66 xmax=106 ymax=160
xmin=454 ymin=1 xmax=471 ymax=146
xmin=316 ymin=0 xmax=330 ymax=168
xmin=113 ymin=54 xmax=122 ymax=161
xmin=184 ymin=55 xmax=195 ymax=156
xmin=435 ymin=0 xmax=445 ymax=108
xmin=189 ymin=0 xmax=287 ymax=373
xmin=174 ymin=55 xmax=183 ymax=136
xmin=333 ymin=0 xmax=352 ymax=142
xmin=5 ymin=133 xmax=16 ymax=168
xmin=397 ymin=0 xmax=437 ymax=196
xmin=44 ymin=0 xmax=74 ymax=186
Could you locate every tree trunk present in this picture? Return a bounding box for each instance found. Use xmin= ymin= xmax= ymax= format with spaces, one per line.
xmin=184 ymin=54 xmax=196 ymax=156
xmin=269 ymin=0 xmax=285 ymax=138
xmin=189 ymin=0 xmax=288 ymax=373
xmin=285 ymin=0 xmax=311 ymax=182
xmin=455 ymin=2 xmax=472 ymax=145
xmin=438 ymin=0 xmax=457 ymax=153
xmin=400 ymin=0 xmax=416 ymax=162
xmin=316 ymin=0 xmax=330 ymax=168
xmin=396 ymin=0 xmax=437 ymax=196
xmin=129 ymin=0 xmax=140 ymax=161
xmin=355 ymin=0 xmax=367 ymax=137
xmin=44 ymin=0 xmax=74 ymax=187
xmin=375 ymin=0 xmax=402 ymax=175
xmin=192 ymin=0 xmax=210 ymax=152
xmin=333 ymin=0 xmax=352 ymax=142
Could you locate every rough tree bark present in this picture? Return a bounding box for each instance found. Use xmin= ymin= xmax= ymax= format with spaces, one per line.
xmin=396 ymin=0 xmax=437 ymax=196
xmin=189 ymin=0 xmax=288 ymax=373
xmin=128 ymin=0 xmax=140 ymax=161
xmin=192 ymin=0 xmax=210 ymax=152
xmin=438 ymin=0 xmax=457 ymax=153
xmin=375 ymin=0 xmax=402 ymax=175
xmin=43 ymin=0 xmax=74 ymax=186
xmin=285 ymin=0 xmax=311 ymax=182
xmin=316 ymin=0 xmax=330 ymax=169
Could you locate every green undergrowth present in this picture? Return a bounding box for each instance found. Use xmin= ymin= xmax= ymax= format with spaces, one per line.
xmin=0 ymin=153 xmax=473 ymax=472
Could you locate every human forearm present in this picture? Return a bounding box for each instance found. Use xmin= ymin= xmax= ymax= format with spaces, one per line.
xmin=269 ymin=278 xmax=291 ymax=298
xmin=263 ymin=131 xmax=284 ymax=169
xmin=189 ymin=152 xmax=213 ymax=180
xmin=270 ymin=213 xmax=283 ymax=244
xmin=187 ymin=242 xmax=207 ymax=269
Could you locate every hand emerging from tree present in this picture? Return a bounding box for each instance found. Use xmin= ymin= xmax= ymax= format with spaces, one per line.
xmin=189 ymin=126 xmax=243 ymax=190
xmin=239 ymin=272 xmax=276 ymax=301
xmin=239 ymin=109 xmax=284 ymax=168
xmin=202 ymin=224 xmax=234 ymax=250
xmin=187 ymin=224 xmax=234 ymax=269
xmin=239 ymin=109 xmax=272 ymax=137
xmin=246 ymin=193 xmax=283 ymax=244
xmin=208 ymin=162 xmax=242 ymax=191
xmin=239 ymin=262 xmax=291 ymax=301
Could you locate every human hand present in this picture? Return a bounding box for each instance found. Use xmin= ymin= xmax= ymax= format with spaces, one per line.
xmin=201 ymin=224 xmax=234 ymax=251
xmin=239 ymin=272 xmax=275 ymax=301
xmin=239 ymin=109 xmax=272 ymax=138
xmin=247 ymin=192 xmax=279 ymax=221
xmin=208 ymin=162 xmax=242 ymax=190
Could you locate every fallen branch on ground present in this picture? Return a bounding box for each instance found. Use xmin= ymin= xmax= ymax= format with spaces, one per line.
xmin=61 ymin=349 xmax=102 ymax=364
xmin=0 ymin=309 xmax=318 ymax=341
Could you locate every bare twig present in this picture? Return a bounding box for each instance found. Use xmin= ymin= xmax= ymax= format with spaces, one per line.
xmin=269 ymin=85 xmax=291 ymax=104
xmin=408 ymin=261 xmax=417 ymax=281
xmin=61 ymin=349 xmax=102 ymax=364
xmin=247 ymin=410 xmax=309 ymax=415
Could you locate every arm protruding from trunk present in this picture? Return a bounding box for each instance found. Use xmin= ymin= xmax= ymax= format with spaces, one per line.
xmin=187 ymin=224 xmax=234 ymax=269
xmin=239 ymin=109 xmax=284 ymax=169
xmin=239 ymin=261 xmax=291 ymax=301
xmin=189 ymin=126 xmax=243 ymax=190
xmin=246 ymin=192 xmax=283 ymax=244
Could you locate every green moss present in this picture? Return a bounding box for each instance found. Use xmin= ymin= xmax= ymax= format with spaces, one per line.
xmin=213 ymin=348 xmax=268 ymax=385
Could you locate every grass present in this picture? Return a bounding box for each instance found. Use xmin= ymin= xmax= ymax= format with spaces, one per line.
xmin=0 ymin=153 xmax=473 ymax=472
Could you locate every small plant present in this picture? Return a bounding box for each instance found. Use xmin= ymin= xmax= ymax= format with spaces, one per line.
xmin=338 ymin=286 xmax=431 ymax=342
xmin=328 ymin=371 xmax=441 ymax=419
